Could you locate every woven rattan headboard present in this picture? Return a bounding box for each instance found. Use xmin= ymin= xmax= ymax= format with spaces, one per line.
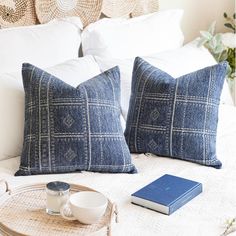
xmin=0 ymin=0 xmax=159 ymax=29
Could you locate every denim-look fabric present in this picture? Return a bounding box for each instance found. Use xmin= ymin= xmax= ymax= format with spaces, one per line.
xmin=15 ymin=64 xmax=137 ymax=176
xmin=125 ymin=57 xmax=227 ymax=168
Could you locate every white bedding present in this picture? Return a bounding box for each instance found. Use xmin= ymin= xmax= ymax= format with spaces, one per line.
xmin=0 ymin=104 xmax=236 ymax=236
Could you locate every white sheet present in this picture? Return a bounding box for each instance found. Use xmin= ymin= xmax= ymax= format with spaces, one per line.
xmin=0 ymin=105 xmax=236 ymax=236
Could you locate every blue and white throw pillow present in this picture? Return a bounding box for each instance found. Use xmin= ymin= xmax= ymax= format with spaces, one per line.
xmin=16 ymin=63 xmax=137 ymax=176
xmin=125 ymin=57 xmax=228 ymax=168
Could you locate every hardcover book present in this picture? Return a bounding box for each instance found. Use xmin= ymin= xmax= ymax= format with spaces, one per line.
xmin=131 ymin=174 xmax=202 ymax=215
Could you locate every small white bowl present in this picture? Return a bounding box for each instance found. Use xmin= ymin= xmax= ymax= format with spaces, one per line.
xmin=69 ymin=191 xmax=108 ymax=224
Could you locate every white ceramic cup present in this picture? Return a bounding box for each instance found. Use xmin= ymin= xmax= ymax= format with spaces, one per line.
xmin=60 ymin=191 xmax=108 ymax=224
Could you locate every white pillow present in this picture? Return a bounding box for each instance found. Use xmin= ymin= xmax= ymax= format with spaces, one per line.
xmin=0 ymin=17 xmax=83 ymax=75
xmin=0 ymin=56 xmax=101 ymax=161
xmin=82 ymin=9 xmax=184 ymax=59
xmin=95 ymin=40 xmax=233 ymax=120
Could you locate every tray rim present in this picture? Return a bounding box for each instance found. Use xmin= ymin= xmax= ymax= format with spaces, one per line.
xmin=0 ymin=180 xmax=117 ymax=236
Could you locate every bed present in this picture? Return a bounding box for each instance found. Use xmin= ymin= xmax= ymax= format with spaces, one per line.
xmin=0 ymin=104 xmax=235 ymax=236
xmin=0 ymin=2 xmax=236 ymax=236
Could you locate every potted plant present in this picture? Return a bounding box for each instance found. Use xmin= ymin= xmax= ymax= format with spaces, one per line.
xmin=198 ymin=13 xmax=236 ymax=105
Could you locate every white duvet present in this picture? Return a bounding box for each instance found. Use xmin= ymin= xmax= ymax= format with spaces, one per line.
xmin=0 ymin=104 xmax=235 ymax=236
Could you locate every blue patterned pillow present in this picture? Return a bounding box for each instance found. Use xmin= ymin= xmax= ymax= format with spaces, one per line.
xmin=125 ymin=57 xmax=227 ymax=168
xmin=15 ymin=63 xmax=137 ymax=176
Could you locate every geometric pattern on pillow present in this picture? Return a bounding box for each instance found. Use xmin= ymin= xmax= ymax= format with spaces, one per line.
xmin=125 ymin=57 xmax=227 ymax=168
xmin=16 ymin=64 xmax=137 ymax=176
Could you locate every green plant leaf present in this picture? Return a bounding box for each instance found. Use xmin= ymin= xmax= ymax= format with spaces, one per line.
xmin=208 ymin=21 xmax=216 ymax=35
xmin=227 ymin=48 xmax=236 ymax=75
xmin=224 ymin=12 xmax=227 ymax=18
xmin=226 ymin=64 xmax=232 ymax=77
xmin=214 ymin=33 xmax=222 ymax=44
xmin=233 ymin=13 xmax=236 ymax=19
xmin=214 ymin=45 xmax=225 ymax=54
xmin=200 ymin=31 xmax=212 ymax=40
xmin=219 ymin=50 xmax=228 ymax=61
xmin=197 ymin=37 xmax=208 ymax=47
xmin=224 ymin=23 xmax=235 ymax=31
xmin=209 ymin=36 xmax=217 ymax=49
xmin=213 ymin=53 xmax=221 ymax=62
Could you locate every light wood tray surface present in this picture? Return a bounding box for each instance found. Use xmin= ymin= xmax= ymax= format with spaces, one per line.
xmin=0 ymin=180 xmax=117 ymax=236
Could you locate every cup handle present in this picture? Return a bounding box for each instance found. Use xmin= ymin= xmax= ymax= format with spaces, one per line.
xmin=0 ymin=179 xmax=10 ymax=196
xmin=60 ymin=201 xmax=77 ymax=221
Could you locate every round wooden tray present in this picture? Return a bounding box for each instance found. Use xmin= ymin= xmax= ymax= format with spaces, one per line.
xmin=0 ymin=180 xmax=118 ymax=236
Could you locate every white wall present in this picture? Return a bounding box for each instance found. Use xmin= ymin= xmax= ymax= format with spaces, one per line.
xmin=159 ymin=0 xmax=235 ymax=42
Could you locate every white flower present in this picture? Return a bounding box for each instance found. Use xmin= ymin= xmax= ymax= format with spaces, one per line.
xmin=221 ymin=32 xmax=236 ymax=48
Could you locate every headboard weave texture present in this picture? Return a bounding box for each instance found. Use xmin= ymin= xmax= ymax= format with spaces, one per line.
xmin=0 ymin=0 xmax=37 ymax=28
xmin=102 ymin=0 xmax=137 ymax=18
xmin=35 ymin=0 xmax=102 ymax=27
xmin=131 ymin=0 xmax=159 ymax=17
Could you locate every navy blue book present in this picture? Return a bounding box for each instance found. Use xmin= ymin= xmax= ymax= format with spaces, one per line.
xmin=131 ymin=174 xmax=202 ymax=215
